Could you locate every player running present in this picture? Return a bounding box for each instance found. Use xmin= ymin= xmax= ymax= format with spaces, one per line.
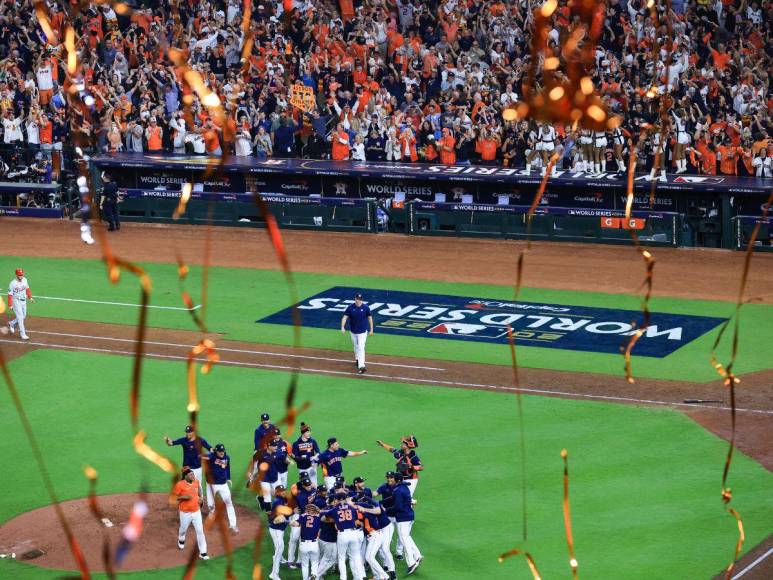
xmin=316 ymin=437 xmax=368 ymax=491
xmin=7 ymin=268 xmax=34 ymax=340
xmin=292 ymin=422 xmax=321 ymax=485
xmin=391 ymin=472 xmax=423 ymax=574
xmin=341 ymin=292 xmax=374 ymax=374
xmin=268 ymin=484 xmax=290 ymax=580
xmin=250 ymin=439 xmax=281 ymax=511
xmin=203 ymin=443 xmax=238 ymax=533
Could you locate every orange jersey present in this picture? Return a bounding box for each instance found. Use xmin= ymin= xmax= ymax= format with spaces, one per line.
xmin=173 ymin=479 xmax=200 ymax=513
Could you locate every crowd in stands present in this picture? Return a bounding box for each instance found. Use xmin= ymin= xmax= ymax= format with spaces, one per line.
xmin=0 ymin=0 xmax=770 ymax=178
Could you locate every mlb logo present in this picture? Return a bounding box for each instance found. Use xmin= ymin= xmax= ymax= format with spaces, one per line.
xmin=428 ymin=323 xmax=508 ymax=339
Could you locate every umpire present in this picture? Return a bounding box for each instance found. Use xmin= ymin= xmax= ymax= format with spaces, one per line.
xmin=100 ymin=172 xmax=121 ymax=231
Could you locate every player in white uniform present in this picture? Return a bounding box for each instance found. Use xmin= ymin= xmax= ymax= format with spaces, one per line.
xmin=7 ymin=268 xmax=33 ymax=340
xmin=672 ymin=109 xmax=690 ymax=173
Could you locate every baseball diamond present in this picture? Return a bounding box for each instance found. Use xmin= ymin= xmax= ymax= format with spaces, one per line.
xmin=0 ymin=218 xmax=771 ymax=580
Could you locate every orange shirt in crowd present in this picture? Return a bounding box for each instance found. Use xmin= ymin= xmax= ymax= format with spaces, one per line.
xmin=331 ymin=130 xmax=350 ymax=160
xmin=438 ymin=134 xmax=456 ymax=165
xmin=717 ymin=144 xmax=741 ymax=175
xmin=711 ymin=49 xmax=731 ymax=70
xmin=203 ymin=128 xmax=220 ymax=152
xmin=476 ymin=137 xmax=498 ymax=161
xmin=146 ymin=125 xmax=162 ymax=150
xmin=173 ymin=478 xmax=200 ymax=512
xmin=39 ymin=118 xmax=53 ymax=144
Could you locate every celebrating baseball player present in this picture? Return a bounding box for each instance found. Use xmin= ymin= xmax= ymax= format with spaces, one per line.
xmin=340 ymin=291 xmax=374 ymax=374
xmin=7 ymin=268 xmax=34 ymax=340
xmin=290 ymin=503 xmax=323 ymax=580
xmin=351 ymin=496 xmax=394 ymax=580
xmin=254 ymin=412 xmax=276 ymax=451
xmin=317 ymin=437 xmax=368 ymax=491
xmin=321 ymin=492 xmax=366 ymax=580
xmin=272 ymin=428 xmax=293 ymax=489
xmin=376 ymin=436 xmax=423 ymax=497
xmin=165 ymin=426 xmax=212 ymax=500
xmin=291 ymin=422 xmax=321 ymax=485
xmin=251 ymin=438 xmax=281 ymax=511
xmin=202 ymin=443 xmax=238 ymax=533
xmin=390 ymin=472 xmax=423 ymax=574
xmin=268 ymin=484 xmax=290 ymax=580
xmin=173 ymin=468 xmax=210 ymax=560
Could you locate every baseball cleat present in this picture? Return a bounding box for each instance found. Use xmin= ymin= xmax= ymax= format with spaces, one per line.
xmin=230 ymin=526 xmax=239 ymax=534
xmin=21 ymin=335 xmax=30 ymax=340
xmin=406 ymin=562 xmax=418 ymax=575
xmin=177 ymin=540 xmax=185 ymax=550
xmin=395 ymin=554 xmax=404 ymax=561
xmin=358 ymin=366 xmax=366 ymax=374
xmin=8 ymin=324 xmax=15 ymax=334
xmin=199 ymin=553 xmax=210 ymax=560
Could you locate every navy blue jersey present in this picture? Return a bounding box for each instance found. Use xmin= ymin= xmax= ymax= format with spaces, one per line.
xmin=317 ymin=448 xmax=349 ymax=477
xmin=207 ymin=452 xmax=231 ymax=485
xmin=359 ymin=501 xmax=387 ymax=534
xmin=313 ymin=494 xmax=328 ymax=509
xmin=299 ymin=513 xmax=322 ymax=541
xmin=269 ymin=497 xmax=290 ymax=531
xmin=297 ymin=487 xmax=317 ymax=511
xmin=374 ymin=501 xmax=391 ymax=529
xmin=322 ymin=503 xmax=360 ymax=532
xmin=274 ymin=440 xmax=290 ymax=474
xmin=376 ymin=483 xmax=396 ymax=517
xmin=319 ymin=518 xmax=338 ymax=542
xmin=254 ymin=423 xmax=276 ymax=450
xmin=344 ymin=303 xmax=371 ymax=334
xmin=393 ymin=450 xmax=422 ymax=479
xmin=260 ymin=450 xmax=279 ymax=484
xmin=292 ymin=437 xmax=320 ymax=470
xmin=391 ymin=482 xmax=414 ymax=522
xmin=171 ymin=436 xmax=211 ymax=470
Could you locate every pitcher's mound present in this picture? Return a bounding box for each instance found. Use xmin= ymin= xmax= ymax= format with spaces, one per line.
xmin=0 ymin=493 xmax=263 ymax=571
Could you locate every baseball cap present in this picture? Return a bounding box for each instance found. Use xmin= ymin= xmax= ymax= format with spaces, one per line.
xmin=335 ymin=492 xmax=347 ymax=500
xmin=327 ymin=437 xmax=337 ymax=447
xmin=300 ymin=477 xmax=312 ymax=486
xmin=300 ymin=422 xmax=311 ymax=434
xmin=386 ymin=471 xmax=396 ymax=478
xmin=214 ymin=443 xmax=225 ymax=452
xmin=335 ymin=476 xmax=345 ymax=485
xmin=261 ymin=413 xmax=270 ymax=421
xmin=267 ymin=439 xmax=278 ymax=447
xmin=274 ymin=484 xmax=286 ymax=492
xmin=354 ymin=292 xmax=363 ymax=299
xmin=182 ymin=467 xmax=193 ymax=477
xmin=185 ymin=425 xmax=194 ymax=433
xmin=392 ymin=472 xmax=404 ymax=482
xmin=353 ymin=476 xmax=366 ymax=484
xmin=15 ymin=268 xmax=23 ymax=276
xmin=273 ymin=428 xmax=281 ymax=437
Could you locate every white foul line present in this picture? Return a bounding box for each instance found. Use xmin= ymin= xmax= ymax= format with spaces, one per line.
xmin=28 ymin=330 xmax=446 ymax=371
xmin=34 ymin=296 xmax=202 ymax=312
xmin=2 ymin=338 xmax=772 ymax=416
xmin=732 ymin=548 xmax=773 ymax=579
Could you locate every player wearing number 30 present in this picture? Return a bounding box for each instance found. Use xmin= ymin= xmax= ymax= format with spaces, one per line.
xmin=7 ymin=268 xmax=34 ymax=340
xmin=341 ymin=292 xmax=373 ymax=374
xmin=203 ymin=443 xmax=239 ymax=534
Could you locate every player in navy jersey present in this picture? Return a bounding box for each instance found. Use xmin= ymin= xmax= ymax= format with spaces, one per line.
xmin=272 ymin=428 xmax=293 ymax=488
xmin=254 ymin=412 xmax=276 ymax=452
xmin=290 ymin=503 xmax=322 ymax=580
xmin=376 ymin=472 xmax=400 ymax=562
xmin=268 ymin=484 xmax=290 ymax=580
xmin=250 ymin=439 xmax=280 ymax=511
xmin=316 ymin=494 xmax=340 ymax=579
xmin=348 ymin=476 xmax=373 ymax=501
xmin=391 ymin=473 xmax=423 ymax=574
xmin=340 ymin=291 xmax=374 ymax=374
xmin=316 ymin=437 xmax=367 ymax=491
xmin=322 ymin=493 xmax=366 ymax=580
xmin=287 ymin=475 xmax=316 ymax=570
xmin=291 ymin=422 xmax=321 ymax=485
xmin=377 ymin=435 xmax=423 ymax=497
xmin=352 ymin=497 xmax=395 ymax=580
xmin=203 ymin=443 xmax=238 ymax=533
xmin=165 ymin=425 xmax=212 ymax=500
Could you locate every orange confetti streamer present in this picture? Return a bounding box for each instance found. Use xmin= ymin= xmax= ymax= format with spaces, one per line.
xmin=506 ymin=326 xmax=528 ymax=541
xmin=498 ymin=547 xmax=542 ymax=579
xmin=83 ymin=466 xmax=116 ymax=577
xmin=724 ymin=507 xmax=745 ymax=579
xmin=561 ymin=449 xmax=579 ymax=579
xmin=621 ymin=142 xmax=656 ymax=383
xmin=172 ymin=183 xmax=193 ymax=220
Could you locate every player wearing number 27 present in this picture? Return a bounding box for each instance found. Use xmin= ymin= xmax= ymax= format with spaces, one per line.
xmin=341 ymin=291 xmax=373 ymax=374
xmin=7 ymin=268 xmax=34 ymax=340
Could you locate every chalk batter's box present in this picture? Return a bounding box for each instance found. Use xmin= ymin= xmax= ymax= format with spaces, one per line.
xmin=258 ymin=287 xmax=726 ymax=358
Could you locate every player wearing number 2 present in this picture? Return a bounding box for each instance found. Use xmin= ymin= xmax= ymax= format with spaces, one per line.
xmin=7 ymin=268 xmax=34 ymax=340
xmin=341 ymin=292 xmax=373 ymax=374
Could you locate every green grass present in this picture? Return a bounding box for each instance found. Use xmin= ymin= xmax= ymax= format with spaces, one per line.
xmin=1 ymin=256 xmax=772 ymax=382
xmin=1 ymin=350 xmax=771 ymax=579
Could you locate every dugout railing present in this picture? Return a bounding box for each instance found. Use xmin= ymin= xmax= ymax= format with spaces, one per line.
xmin=732 ymin=216 xmax=773 ymax=252
xmin=407 ymin=201 xmax=683 ymax=246
xmin=116 ymin=189 xmax=377 ymax=233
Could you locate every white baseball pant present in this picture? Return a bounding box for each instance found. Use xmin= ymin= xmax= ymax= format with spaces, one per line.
xmin=178 ymin=510 xmax=207 ymax=554
xmin=269 ymin=528 xmax=285 ymax=578
xmin=317 ymin=540 xmax=338 ymax=577
xmin=378 ymin=523 xmax=396 ymax=572
xmin=405 ymin=478 xmax=418 ymax=497
xmin=365 ymin=530 xmax=389 ymax=579
xmin=287 ymin=514 xmax=300 ymax=562
xmin=396 ymin=521 xmax=422 ymax=567
xmin=277 ymin=470 xmax=288 ymax=488
xmin=191 ymin=467 xmax=204 ymax=498
xmin=350 ymin=331 xmax=367 ymax=368
xmin=299 ymin=539 xmax=320 ymax=580
xmin=337 ymin=528 xmax=366 ymax=580
xmin=206 ymin=482 xmax=237 ymax=528
xmin=9 ymin=299 xmax=27 ymax=337
xmin=388 ymin=516 xmax=403 ymax=556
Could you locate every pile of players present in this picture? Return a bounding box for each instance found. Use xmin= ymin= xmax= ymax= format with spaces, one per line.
xmin=166 ymin=412 xmax=424 ymax=579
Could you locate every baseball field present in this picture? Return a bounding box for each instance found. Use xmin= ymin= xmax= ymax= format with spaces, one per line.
xmin=0 ymin=219 xmax=771 ymax=579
